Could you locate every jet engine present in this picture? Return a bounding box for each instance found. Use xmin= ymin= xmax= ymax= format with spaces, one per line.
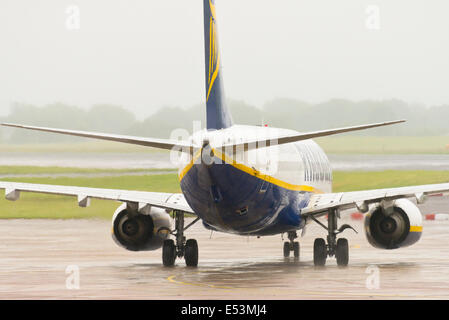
xmin=111 ymin=203 xmax=172 ymax=251
xmin=364 ymin=199 xmax=423 ymax=249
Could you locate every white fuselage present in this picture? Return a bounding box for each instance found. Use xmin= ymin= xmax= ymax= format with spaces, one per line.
xmin=179 ymin=125 xmax=333 ymax=194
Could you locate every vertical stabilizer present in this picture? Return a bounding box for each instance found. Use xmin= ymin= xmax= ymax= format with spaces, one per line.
xmin=203 ymin=0 xmax=233 ymax=130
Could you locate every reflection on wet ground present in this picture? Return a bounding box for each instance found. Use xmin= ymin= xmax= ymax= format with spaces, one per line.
xmin=1 ymin=207 xmax=449 ymax=299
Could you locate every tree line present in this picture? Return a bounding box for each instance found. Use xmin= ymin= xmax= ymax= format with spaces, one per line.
xmin=0 ymin=99 xmax=448 ymax=143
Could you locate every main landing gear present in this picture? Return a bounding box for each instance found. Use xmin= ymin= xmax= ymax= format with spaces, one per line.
xmin=309 ymin=208 xmax=357 ymax=267
xmin=163 ymin=210 xmax=200 ymax=267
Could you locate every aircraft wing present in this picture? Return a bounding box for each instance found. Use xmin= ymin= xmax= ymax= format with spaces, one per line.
xmin=301 ymin=182 xmax=449 ymax=218
xmin=0 ymin=181 xmax=195 ymax=214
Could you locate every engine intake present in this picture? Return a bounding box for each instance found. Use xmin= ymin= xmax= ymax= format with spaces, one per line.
xmin=112 ymin=203 xmax=171 ymax=251
xmin=364 ymin=199 xmax=423 ymax=249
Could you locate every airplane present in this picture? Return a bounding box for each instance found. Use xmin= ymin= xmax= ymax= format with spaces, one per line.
xmin=1 ymin=0 xmax=448 ymax=267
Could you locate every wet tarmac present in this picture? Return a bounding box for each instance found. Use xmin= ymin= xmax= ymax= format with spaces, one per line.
xmin=0 ymin=152 xmax=175 ymax=169
xmin=1 ymin=199 xmax=449 ymax=300
xmin=328 ymin=154 xmax=449 ymax=171
xmin=3 ymin=152 xmax=449 ymax=171
xmin=0 ymin=170 xmax=176 ymax=179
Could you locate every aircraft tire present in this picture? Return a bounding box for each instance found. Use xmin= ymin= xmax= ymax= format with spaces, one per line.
xmin=185 ymin=239 xmax=199 ymax=267
xmin=162 ymin=239 xmax=176 ymax=267
xmin=313 ymin=238 xmax=327 ymax=266
xmin=336 ymin=238 xmax=349 ymax=266
xmin=293 ymin=242 xmax=300 ymax=259
xmin=283 ymin=242 xmax=290 ymax=257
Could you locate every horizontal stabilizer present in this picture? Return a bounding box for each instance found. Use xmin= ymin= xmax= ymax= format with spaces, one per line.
xmin=216 ymin=120 xmax=406 ymax=151
xmin=1 ymin=123 xmax=199 ymax=152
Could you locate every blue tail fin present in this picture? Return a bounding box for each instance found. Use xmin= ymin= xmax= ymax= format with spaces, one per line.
xmin=203 ymin=0 xmax=233 ymax=130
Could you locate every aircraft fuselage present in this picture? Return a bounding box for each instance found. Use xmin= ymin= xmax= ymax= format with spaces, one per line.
xmin=178 ymin=125 xmax=332 ymax=235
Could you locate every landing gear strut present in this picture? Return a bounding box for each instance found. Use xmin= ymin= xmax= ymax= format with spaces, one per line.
xmin=283 ymin=231 xmax=300 ymax=259
xmin=310 ymin=209 xmax=356 ymax=266
xmin=162 ymin=210 xmax=200 ymax=267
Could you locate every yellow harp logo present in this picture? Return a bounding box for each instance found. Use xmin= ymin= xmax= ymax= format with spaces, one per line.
xmin=207 ymin=0 xmax=220 ymax=102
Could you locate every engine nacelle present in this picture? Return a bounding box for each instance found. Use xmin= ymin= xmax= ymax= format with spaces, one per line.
xmin=364 ymin=199 xmax=423 ymax=249
xmin=111 ymin=203 xmax=172 ymax=251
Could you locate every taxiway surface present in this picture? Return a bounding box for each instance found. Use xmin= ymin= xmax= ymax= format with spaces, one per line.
xmin=1 ymin=202 xmax=449 ymax=300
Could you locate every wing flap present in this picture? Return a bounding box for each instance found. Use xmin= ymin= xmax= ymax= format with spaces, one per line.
xmin=0 ymin=181 xmax=195 ymax=214
xmin=302 ymin=182 xmax=449 ymax=217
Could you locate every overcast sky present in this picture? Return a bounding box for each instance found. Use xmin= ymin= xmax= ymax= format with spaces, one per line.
xmin=0 ymin=0 xmax=448 ymax=118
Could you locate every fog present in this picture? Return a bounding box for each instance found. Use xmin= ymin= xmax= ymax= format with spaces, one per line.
xmin=1 ymin=0 xmax=448 ymax=118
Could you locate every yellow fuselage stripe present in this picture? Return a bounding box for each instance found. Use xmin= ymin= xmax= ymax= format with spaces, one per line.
xmin=179 ymin=148 xmax=323 ymax=194
xmin=178 ymin=149 xmax=202 ymax=181
xmin=213 ymin=149 xmax=322 ymax=193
